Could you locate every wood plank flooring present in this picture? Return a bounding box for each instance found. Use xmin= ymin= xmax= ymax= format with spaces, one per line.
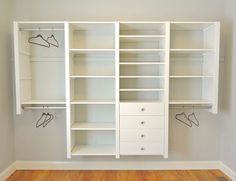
xmin=6 ymin=170 xmax=231 ymax=181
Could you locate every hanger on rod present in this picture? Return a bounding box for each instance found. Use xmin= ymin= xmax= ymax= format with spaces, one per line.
xmin=28 ymin=27 xmax=59 ymax=48
xmin=175 ymin=106 xmax=200 ymax=128
xmin=47 ymin=35 xmax=59 ymax=48
xmin=188 ymin=106 xmax=199 ymax=127
xmin=175 ymin=107 xmax=192 ymax=128
xmin=28 ymin=28 xmax=51 ymax=48
xmin=35 ymin=106 xmax=54 ymax=128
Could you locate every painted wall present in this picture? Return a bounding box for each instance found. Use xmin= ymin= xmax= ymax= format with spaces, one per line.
xmin=219 ymin=0 xmax=236 ymax=172
xmin=0 ymin=0 xmax=15 ymax=173
xmin=11 ymin=0 xmax=225 ymax=162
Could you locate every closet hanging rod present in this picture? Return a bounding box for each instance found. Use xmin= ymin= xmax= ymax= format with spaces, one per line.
xmin=19 ymin=28 xmax=64 ymax=31
xmin=169 ymin=105 xmax=212 ymax=109
xmin=22 ymin=106 xmax=66 ymax=110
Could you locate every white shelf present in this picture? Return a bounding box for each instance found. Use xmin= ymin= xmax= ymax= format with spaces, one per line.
xmin=120 ymin=35 xmax=165 ymax=38
xmin=170 ymin=49 xmax=215 ymax=54
xmin=71 ymin=100 xmax=115 ymax=105
xmin=120 ymin=88 xmax=164 ymax=92
xmin=70 ymin=49 xmax=115 ymax=53
xmin=120 ymin=76 xmax=165 ymax=78
xmin=70 ymin=76 xmax=115 ymax=78
xmin=22 ymin=100 xmax=66 ymax=105
xmin=120 ymin=62 xmax=165 ymax=65
xmin=71 ymin=145 xmax=116 ymax=156
xmin=71 ymin=122 xmax=115 ymax=130
xmin=120 ymin=100 xmax=164 ymax=103
xmin=169 ymin=100 xmax=212 ymax=105
xmin=120 ymin=49 xmax=165 ymax=52
xmin=170 ymin=75 xmax=214 ymax=78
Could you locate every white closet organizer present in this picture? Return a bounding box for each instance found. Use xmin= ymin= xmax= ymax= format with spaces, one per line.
xmin=13 ymin=21 xmax=220 ymax=159
xmin=14 ymin=22 xmax=66 ymax=114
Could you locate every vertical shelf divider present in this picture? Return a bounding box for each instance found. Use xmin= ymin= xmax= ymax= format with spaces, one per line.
xmin=65 ymin=22 xmax=71 ymax=159
xmin=164 ymin=22 xmax=170 ymax=158
xmin=115 ymin=22 xmax=120 ymax=159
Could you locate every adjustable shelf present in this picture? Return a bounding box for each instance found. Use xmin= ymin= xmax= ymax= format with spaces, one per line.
xmin=169 ymin=99 xmax=212 ymax=105
xmin=71 ymin=122 xmax=115 ymax=131
xmin=70 ymin=100 xmax=115 ymax=105
xmin=72 ymin=145 xmax=116 ymax=156
xmin=120 ymin=62 xmax=165 ymax=65
xmin=70 ymin=76 xmax=115 ymax=78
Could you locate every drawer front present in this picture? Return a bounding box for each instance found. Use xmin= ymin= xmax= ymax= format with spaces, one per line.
xmin=120 ymin=129 xmax=164 ymax=142
xmin=120 ymin=102 xmax=164 ymax=115
xmin=120 ymin=116 xmax=164 ymax=129
xmin=120 ymin=142 xmax=164 ymax=155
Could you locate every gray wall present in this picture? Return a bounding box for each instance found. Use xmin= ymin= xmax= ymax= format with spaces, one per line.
xmin=219 ymin=0 xmax=236 ymax=172
xmin=12 ymin=0 xmax=226 ymax=162
xmin=0 ymin=0 xmax=15 ymax=173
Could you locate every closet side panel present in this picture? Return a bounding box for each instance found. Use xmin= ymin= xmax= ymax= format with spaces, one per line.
xmin=13 ymin=22 xmax=21 ymax=114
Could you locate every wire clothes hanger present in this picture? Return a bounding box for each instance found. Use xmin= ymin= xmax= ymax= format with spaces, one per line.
xmin=47 ymin=34 xmax=59 ymax=48
xmin=188 ymin=106 xmax=199 ymax=127
xmin=36 ymin=106 xmax=54 ymax=128
xmin=28 ymin=27 xmax=59 ymax=48
xmin=28 ymin=28 xmax=51 ymax=48
xmin=175 ymin=106 xmax=192 ymax=127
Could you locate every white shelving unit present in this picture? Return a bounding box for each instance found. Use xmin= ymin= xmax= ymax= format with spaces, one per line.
xmin=169 ymin=22 xmax=220 ymax=113
xmin=13 ymin=21 xmax=220 ymax=159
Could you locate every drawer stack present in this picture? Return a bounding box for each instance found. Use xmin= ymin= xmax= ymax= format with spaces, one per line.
xmin=120 ymin=102 xmax=165 ymax=155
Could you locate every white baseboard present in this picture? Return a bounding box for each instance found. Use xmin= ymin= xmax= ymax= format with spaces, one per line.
xmin=15 ymin=160 xmax=220 ymax=170
xmin=0 ymin=163 xmax=16 ymax=181
xmin=220 ymin=162 xmax=236 ymax=181
xmin=1 ymin=161 xmax=235 ymax=180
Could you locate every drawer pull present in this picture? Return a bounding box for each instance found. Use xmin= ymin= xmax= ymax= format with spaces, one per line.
xmin=141 ymin=134 xmax=145 ymax=138
xmin=141 ymin=108 xmax=145 ymax=111
xmin=141 ymin=121 xmax=145 ymax=125
xmin=140 ymin=147 xmax=145 ymax=151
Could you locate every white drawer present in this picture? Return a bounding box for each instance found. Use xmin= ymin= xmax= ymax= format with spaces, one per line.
xmin=120 ymin=102 xmax=164 ymax=115
xmin=120 ymin=116 xmax=164 ymax=129
xmin=120 ymin=142 xmax=164 ymax=155
xmin=120 ymin=129 xmax=164 ymax=142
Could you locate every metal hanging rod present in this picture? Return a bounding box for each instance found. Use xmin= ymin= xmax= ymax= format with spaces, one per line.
xmin=22 ymin=106 xmax=66 ymax=110
xmin=169 ymin=105 xmax=212 ymax=109
xmin=19 ymin=28 xmax=64 ymax=31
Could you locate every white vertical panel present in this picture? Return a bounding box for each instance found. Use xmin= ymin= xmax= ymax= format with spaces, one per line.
xmin=115 ymin=22 xmax=120 ymax=159
xmin=13 ymin=22 xmax=22 ymax=114
xmin=164 ymin=22 xmax=170 ymax=158
xmin=64 ymin=22 xmax=71 ymax=159
xmin=212 ymin=22 xmax=220 ymax=114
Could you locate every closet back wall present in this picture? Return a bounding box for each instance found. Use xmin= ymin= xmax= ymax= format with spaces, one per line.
xmin=11 ymin=0 xmax=225 ymax=161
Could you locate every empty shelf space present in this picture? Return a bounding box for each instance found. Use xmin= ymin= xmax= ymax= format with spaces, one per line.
xmin=70 ymin=49 xmax=115 ymax=54
xmin=120 ymin=62 xmax=165 ymax=65
xmin=70 ymin=100 xmax=116 ymax=105
xmin=120 ymin=88 xmax=164 ymax=92
xmin=71 ymin=145 xmax=116 ymax=156
xmin=120 ymin=35 xmax=165 ymax=38
xmin=170 ymin=49 xmax=215 ymax=54
xmin=71 ymin=122 xmax=115 ymax=130
xmin=70 ymin=76 xmax=115 ymax=78
xmin=169 ymin=99 xmax=212 ymax=105
xmin=120 ymin=49 xmax=165 ymax=52
xmin=170 ymin=75 xmax=215 ymax=78
xmin=120 ymin=76 xmax=165 ymax=78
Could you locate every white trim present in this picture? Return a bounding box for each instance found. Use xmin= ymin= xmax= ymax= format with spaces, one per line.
xmin=220 ymin=162 xmax=236 ymax=181
xmin=0 ymin=163 xmax=16 ymax=181
xmin=1 ymin=161 xmax=235 ymax=180
xmin=15 ymin=161 xmax=220 ymax=170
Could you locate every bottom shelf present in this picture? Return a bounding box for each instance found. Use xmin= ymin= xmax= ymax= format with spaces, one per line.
xmin=71 ymin=144 xmax=116 ymax=156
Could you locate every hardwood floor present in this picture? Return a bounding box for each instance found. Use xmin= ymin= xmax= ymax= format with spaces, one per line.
xmin=6 ymin=170 xmax=231 ymax=181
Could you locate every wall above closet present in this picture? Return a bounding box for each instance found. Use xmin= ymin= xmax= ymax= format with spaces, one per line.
xmin=13 ymin=21 xmax=220 ymax=159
